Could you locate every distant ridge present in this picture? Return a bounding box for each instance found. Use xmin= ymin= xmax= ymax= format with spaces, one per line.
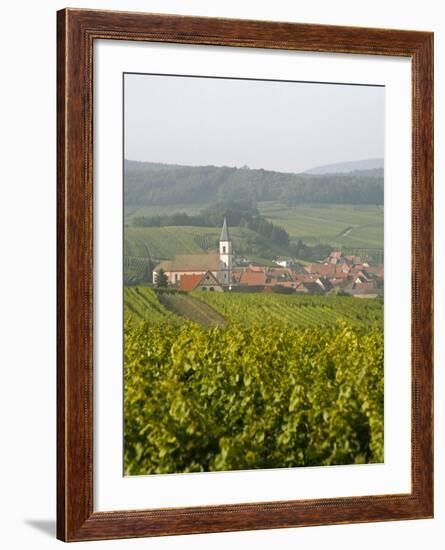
xmin=305 ymin=158 xmax=384 ymax=175
xmin=124 ymin=159 xmax=384 ymax=209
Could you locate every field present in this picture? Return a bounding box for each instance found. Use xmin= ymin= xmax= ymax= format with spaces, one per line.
xmin=124 ymin=287 xmax=383 ymax=329
xmin=258 ymin=201 xmax=383 ymax=250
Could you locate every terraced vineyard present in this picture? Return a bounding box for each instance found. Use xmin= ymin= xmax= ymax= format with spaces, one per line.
xmin=192 ymin=292 xmax=383 ymax=329
xmin=125 ymin=287 xmax=382 ymax=329
xmin=125 ymin=287 xmax=225 ymax=326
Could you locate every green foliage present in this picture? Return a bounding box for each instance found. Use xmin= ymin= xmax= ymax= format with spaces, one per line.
xmin=155 ymin=268 xmax=168 ymax=288
xmin=124 ymin=321 xmax=384 ymax=474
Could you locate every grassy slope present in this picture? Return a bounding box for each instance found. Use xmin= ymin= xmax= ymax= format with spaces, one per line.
xmin=258 ymin=201 xmax=383 ymax=249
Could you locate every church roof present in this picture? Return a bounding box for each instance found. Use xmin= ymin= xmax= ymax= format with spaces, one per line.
xmin=155 ymin=253 xmax=220 ymax=272
xmin=220 ymin=217 xmax=230 ymax=241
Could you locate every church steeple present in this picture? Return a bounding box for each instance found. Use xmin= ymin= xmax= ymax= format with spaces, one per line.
xmin=220 ymin=217 xmax=230 ymax=242
xmin=219 ymin=217 xmax=233 ymax=285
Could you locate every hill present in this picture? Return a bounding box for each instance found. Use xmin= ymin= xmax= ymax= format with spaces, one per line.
xmin=124 ymin=160 xmax=383 ymax=214
xmin=305 ymin=158 xmax=384 ymax=175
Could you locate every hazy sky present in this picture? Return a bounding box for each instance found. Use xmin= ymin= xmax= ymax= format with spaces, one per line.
xmin=124 ymin=73 xmax=384 ymax=173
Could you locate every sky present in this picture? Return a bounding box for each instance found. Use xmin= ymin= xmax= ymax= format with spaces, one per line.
xmin=124 ymin=73 xmax=385 ymax=174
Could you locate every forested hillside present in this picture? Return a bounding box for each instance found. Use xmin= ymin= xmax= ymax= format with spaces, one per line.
xmin=124 ymin=160 xmax=384 ymax=209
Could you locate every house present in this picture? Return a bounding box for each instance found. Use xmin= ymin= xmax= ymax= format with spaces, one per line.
xmin=305 ymin=263 xmax=349 ymax=278
xmin=179 ymin=271 xmax=223 ymax=292
xmin=154 ymin=218 xmax=233 ymax=287
xmin=266 ymin=267 xmax=296 ymax=281
xmin=343 ymin=280 xmax=382 ymax=298
xmin=295 ymin=281 xmax=325 ymax=295
xmin=326 ymin=250 xmax=343 ymax=264
xmin=273 ymin=257 xmax=294 ymax=268
xmin=178 ymin=274 xmax=204 ymax=291
xmin=316 ymin=277 xmax=334 ymax=292
xmin=239 ymin=271 xmax=267 ymax=286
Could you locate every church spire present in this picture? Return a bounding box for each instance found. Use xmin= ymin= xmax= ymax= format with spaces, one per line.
xmin=219 ymin=217 xmax=233 ymax=285
xmin=220 ymin=217 xmax=230 ymax=241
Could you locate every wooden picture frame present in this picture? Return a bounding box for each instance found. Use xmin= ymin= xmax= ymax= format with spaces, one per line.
xmin=57 ymin=8 xmax=434 ymax=542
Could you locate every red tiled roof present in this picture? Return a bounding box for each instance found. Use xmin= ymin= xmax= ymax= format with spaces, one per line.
xmin=306 ymin=263 xmax=349 ymax=277
xmin=267 ymin=267 xmax=292 ymax=276
xmin=179 ymin=274 xmax=203 ymax=291
xmin=239 ymin=271 xmax=267 ymax=285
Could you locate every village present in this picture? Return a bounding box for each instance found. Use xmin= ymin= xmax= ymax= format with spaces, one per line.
xmin=154 ymin=218 xmax=384 ymax=298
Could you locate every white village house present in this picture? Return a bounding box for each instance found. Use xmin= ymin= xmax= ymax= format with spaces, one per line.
xmin=153 ymin=218 xmax=233 ymax=286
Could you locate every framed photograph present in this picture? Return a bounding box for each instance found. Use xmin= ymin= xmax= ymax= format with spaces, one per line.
xmin=57 ymin=8 xmax=433 ymax=542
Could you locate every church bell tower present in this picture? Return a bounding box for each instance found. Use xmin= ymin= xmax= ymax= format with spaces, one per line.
xmin=219 ymin=217 xmax=233 ymax=285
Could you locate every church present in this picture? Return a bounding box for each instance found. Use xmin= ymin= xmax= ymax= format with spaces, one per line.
xmin=153 ymin=218 xmax=233 ymax=287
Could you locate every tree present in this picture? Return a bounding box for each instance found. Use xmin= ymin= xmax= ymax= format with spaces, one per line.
xmin=155 ymin=268 xmax=168 ymax=288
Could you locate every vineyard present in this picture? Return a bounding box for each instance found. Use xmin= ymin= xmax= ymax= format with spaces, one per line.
xmin=192 ymin=291 xmax=383 ymax=329
xmin=124 ymin=288 xmax=384 ymax=474
xmin=124 ymin=320 xmax=384 ymax=474
xmin=124 ymin=288 xmax=383 ymax=329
